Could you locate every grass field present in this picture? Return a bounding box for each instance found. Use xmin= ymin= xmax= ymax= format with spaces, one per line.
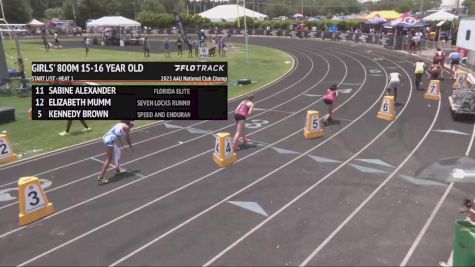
xmin=0 ymin=39 xmax=292 ymax=160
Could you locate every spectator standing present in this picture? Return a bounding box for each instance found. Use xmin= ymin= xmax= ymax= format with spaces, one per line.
xmin=59 ymin=120 xmax=91 ymax=136
xmin=187 ymin=37 xmax=193 ymax=58
xmin=143 ymin=37 xmax=150 ymax=57
xmin=162 ymin=37 xmax=171 ymax=58
xmin=54 ymin=32 xmax=60 ymax=47
xmin=449 ymin=50 xmax=461 ymax=78
xmin=193 ymin=38 xmax=199 ymax=57
xmin=176 ymin=38 xmax=183 ymax=56
xmin=42 ymin=32 xmax=49 ymax=52
xmin=84 ymin=37 xmax=90 ymax=56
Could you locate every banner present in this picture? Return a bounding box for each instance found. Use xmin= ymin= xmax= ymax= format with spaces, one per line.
xmin=173 ymin=11 xmax=192 ymax=50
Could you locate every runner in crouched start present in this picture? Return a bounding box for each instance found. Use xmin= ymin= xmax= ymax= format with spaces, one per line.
xmin=322 ymin=84 xmax=339 ymax=126
xmin=97 ymin=120 xmax=135 ymax=184
xmin=232 ymin=95 xmax=254 ymax=151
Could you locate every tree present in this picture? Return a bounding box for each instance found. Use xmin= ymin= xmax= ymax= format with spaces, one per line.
xmin=463 ymin=0 xmax=475 ymax=14
xmin=412 ymin=0 xmax=442 ymax=12
xmin=136 ymin=11 xmax=174 ymax=28
xmin=3 ymin=0 xmax=32 ymax=23
xmin=142 ymin=0 xmax=166 ymax=12
xmin=44 ymin=7 xmax=64 ymax=19
xmin=374 ymin=0 xmax=416 ymax=13
xmin=264 ymin=3 xmax=295 ymax=18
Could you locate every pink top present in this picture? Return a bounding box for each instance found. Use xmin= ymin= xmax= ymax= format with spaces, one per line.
xmin=323 ymin=89 xmax=337 ymax=102
xmin=235 ymin=102 xmax=250 ymax=116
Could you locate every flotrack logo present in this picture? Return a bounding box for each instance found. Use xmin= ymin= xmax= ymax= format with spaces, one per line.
xmin=174 ymin=64 xmax=225 ymax=72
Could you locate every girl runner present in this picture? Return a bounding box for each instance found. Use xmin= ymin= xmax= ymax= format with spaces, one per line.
xmin=322 ymin=84 xmax=339 ymax=125
xmin=98 ymin=120 xmax=135 ymax=184
xmin=232 ymin=95 xmax=255 ymax=151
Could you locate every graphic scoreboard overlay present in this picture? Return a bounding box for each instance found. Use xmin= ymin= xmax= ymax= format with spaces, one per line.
xmin=31 ymin=62 xmax=228 ymax=120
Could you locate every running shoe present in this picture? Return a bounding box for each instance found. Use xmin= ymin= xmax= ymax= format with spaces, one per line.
xmin=59 ymin=131 xmax=69 ymax=136
xmin=81 ymin=127 xmax=92 ymax=132
xmin=116 ymin=168 xmax=127 ymax=175
xmin=98 ymin=176 xmax=109 ymax=184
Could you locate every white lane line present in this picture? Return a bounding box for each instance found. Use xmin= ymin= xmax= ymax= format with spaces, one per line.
xmin=19 ymin=90 xmax=344 ymax=267
xmin=467 ymin=123 xmax=475 ymax=156
xmin=0 ymin=122 xmax=165 ymax=172
xmin=109 ymin=49 xmax=377 ymax=267
xmin=0 ymin=50 xmax=307 ymax=190
xmin=0 ymin=48 xmax=332 ymax=237
xmin=400 ymin=183 xmax=454 ymax=267
xmin=253 ymin=108 xmax=295 ymax=114
xmin=0 ymin=50 xmax=319 ymax=208
xmin=133 ymin=172 xmax=146 ymax=178
xmin=400 ymin=122 xmax=475 ymax=267
xmin=0 ymin=50 xmax=306 ymax=188
xmin=16 ymin=47 xmax=362 ymax=266
xmin=88 ymin=157 xmax=106 ymax=165
xmin=0 ymin=157 xmax=91 ymax=189
xmin=0 ymin=51 xmax=297 ymax=173
xmin=299 ymin=54 xmax=435 ymax=267
xmin=205 ymin=58 xmax=413 ymax=267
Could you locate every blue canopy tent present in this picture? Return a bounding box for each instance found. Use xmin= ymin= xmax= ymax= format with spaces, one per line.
xmin=363 ymin=15 xmax=387 ymax=25
xmin=382 ymin=13 xmax=428 ymax=28
xmin=382 ymin=13 xmax=428 ymax=49
xmin=327 ymin=25 xmax=338 ymax=32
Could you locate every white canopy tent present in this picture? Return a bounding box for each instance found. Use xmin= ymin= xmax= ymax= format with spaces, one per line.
xmin=86 ymin=16 xmax=141 ymax=45
xmin=27 ymin=19 xmax=44 ymax=26
xmin=199 ymin=4 xmax=268 ymax=22
xmin=422 ymin=10 xmax=458 ymax=21
xmin=86 ymin=16 xmax=141 ymax=28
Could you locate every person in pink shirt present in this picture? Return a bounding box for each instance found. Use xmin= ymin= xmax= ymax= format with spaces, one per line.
xmin=232 ymin=95 xmax=255 ymax=151
xmin=322 ymin=84 xmax=339 ymax=126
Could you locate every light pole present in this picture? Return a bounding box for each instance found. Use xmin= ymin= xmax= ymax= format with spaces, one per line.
xmin=242 ymin=0 xmax=249 ymax=60
xmin=236 ymin=0 xmax=251 ymax=85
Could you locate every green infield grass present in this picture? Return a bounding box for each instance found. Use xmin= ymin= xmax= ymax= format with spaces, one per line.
xmin=0 ymin=39 xmax=292 ymax=160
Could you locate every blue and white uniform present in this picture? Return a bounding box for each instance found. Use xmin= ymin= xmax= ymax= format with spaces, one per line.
xmin=103 ymin=123 xmax=127 ymax=167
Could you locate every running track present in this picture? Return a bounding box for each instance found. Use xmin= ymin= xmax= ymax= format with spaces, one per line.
xmin=0 ymin=38 xmax=474 ymax=266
